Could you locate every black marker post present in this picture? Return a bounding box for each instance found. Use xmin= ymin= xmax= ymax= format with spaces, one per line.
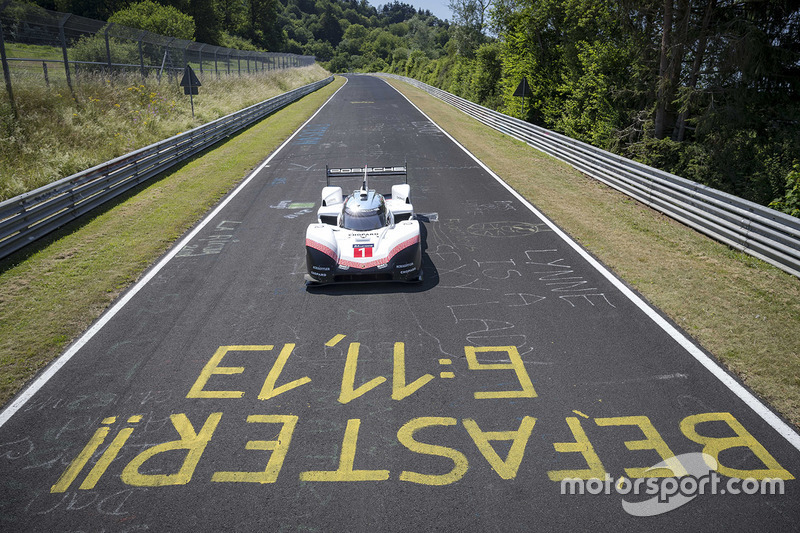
xmin=180 ymin=64 xmax=201 ymax=118
xmin=513 ymin=77 xmax=532 ymax=120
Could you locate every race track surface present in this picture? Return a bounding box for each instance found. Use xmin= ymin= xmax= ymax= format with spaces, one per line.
xmin=1 ymin=74 xmax=798 ymax=531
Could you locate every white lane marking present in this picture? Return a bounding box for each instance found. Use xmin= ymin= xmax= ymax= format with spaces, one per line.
xmin=0 ymin=78 xmax=349 ymax=429
xmin=382 ymin=76 xmax=800 ymax=453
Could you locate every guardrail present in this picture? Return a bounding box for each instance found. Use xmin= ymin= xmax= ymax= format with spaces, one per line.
xmin=0 ymin=75 xmax=333 ymax=261
xmin=378 ymin=74 xmax=800 ymax=279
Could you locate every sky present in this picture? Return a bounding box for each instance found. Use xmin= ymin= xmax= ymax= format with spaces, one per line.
xmin=401 ymin=0 xmax=453 ymax=22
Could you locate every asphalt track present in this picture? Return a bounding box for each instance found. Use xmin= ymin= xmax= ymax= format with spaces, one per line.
xmin=1 ymin=74 xmax=799 ymax=531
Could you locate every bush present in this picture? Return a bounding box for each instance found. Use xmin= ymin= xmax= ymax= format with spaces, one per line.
xmin=365 ymin=57 xmax=388 ymax=72
xmin=219 ymin=32 xmax=261 ymax=52
xmin=769 ymin=165 xmax=800 ymax=218
xmin=71 ymin=34 xmax=141 ymax=70
xmin=108 ymin=1 xmax=195 ymax=41
xmin=393 ymin=47 xmax=410 ymax=63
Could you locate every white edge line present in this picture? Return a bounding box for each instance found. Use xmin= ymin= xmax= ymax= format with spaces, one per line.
xmin=0 ymin=77 xmax=348 ymax=429
xmin=380 ymin=76 xmax=800 ymax=453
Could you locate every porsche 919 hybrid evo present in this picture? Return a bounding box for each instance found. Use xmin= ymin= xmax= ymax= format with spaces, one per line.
xmin=304 ymin=165 xmax=422 ymax=284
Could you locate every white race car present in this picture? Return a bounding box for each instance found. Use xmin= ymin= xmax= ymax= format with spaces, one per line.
xmin=305 ymin=165 xmax=422 ymax=284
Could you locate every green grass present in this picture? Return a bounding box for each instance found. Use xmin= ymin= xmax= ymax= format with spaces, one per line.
xmin=3 ymin=43 xmax=63 ymax=61
xmin=0 ymin=74 xmax=346 ymax=407
xmin=0 ymin=64 xmax=330 ymax=200
xmin=384 ymin=78 xmax=800 ymax=429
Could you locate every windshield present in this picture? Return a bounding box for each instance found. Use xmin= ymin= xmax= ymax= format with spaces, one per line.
xmin=342 ymin=210 xmax=387 ymax=231
xmin=341 ymin=192 xmax=387 ymax=231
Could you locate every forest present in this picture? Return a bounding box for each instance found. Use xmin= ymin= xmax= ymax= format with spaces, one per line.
xmin=26 ymin=0 xmax=800 ymax=215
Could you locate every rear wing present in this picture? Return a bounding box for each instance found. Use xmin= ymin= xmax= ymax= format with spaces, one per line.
xmin=326 ymin=164 xmax=407 ymax=187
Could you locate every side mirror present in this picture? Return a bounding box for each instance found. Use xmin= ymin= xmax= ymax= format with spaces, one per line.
xmin=391 ymin=184 xmax=411 ymax=204
xmin=321 ymin=186 xmax=343 ymax=207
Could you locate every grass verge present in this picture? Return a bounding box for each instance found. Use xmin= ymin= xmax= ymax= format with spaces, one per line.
xmin=0 ymin=75 xmax=346 ymax=407
xmin=384 ymin=78 xmax=800 ymax=429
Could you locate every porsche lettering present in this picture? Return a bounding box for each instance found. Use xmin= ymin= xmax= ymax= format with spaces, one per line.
xmin=328 ymin=166 xmax=406 ymax=174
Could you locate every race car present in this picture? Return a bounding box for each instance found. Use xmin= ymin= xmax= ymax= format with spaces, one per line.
xmin=304 ymin=165 xmax=422 ymax=284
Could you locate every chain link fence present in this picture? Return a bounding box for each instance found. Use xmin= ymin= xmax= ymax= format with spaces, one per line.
xmin=0 ymin=1 xmax=315 ymax=101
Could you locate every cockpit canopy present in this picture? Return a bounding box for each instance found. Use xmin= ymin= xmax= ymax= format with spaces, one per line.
xmin=341 ymin=190 xmax=388 ymax=231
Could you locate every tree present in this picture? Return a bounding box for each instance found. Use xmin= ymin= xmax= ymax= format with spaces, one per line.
xmin=316 ymin=4 xmax=344 ymax=46
xmin=51 ymin=0 xmax=127 ymax=20
xmin=674 ymin=0 xmax=715 ymax=142
xmin=654 ymin=0 xmax=674 ymax=139
xmin=407 ymin=15 xmax=438 ymax=56
xmin=343 ymin=23 xmax=369 ymax=42
xmin=471 ymin=42 xmax=502 ymax=107
xmin=368 ymin=28 xmax=401 ymax=60
xmin=187 ymin=0 xmax=222 ymax=45
xmin=447 ymin=0 xmax=490 ymax=57
xmin=305 ymin=39 xmax=334 ymax=61
xmin=248 ymin=0 xmax=285 ymax=50
xmin=218 ymin=0 xmax=248 ymax=31
xmin=381 ymin=1 xmax=417 ymax=24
